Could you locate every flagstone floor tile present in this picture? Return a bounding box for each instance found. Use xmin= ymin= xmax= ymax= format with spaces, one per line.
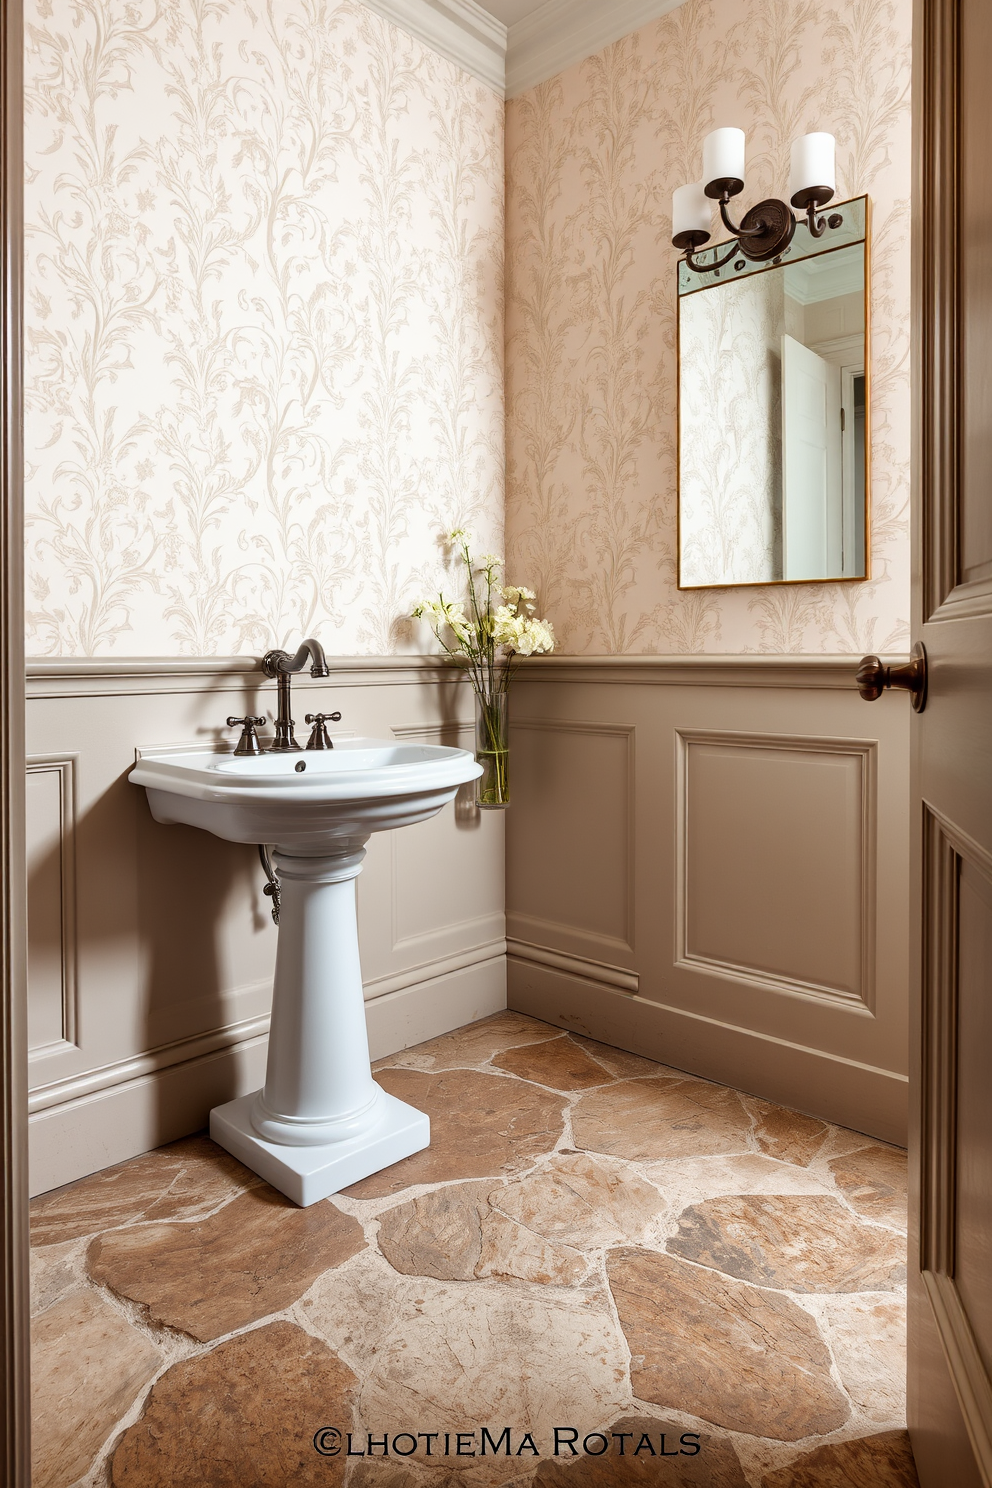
xmin=759 ymin=1429 xmax=920 ymax=1486
xmin=28 ymin=1009 xmax=913 ymax=1488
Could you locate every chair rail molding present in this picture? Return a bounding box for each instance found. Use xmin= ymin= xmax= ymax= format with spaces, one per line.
xmin=26 ymin=654 xmax=468 ymax=698
xmin=515 ymin=652 xmax=911 ymax=690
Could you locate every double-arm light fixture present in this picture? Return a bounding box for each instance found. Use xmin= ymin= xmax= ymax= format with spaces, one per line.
xmin=672 ymin=128 xmax=844 ymax=277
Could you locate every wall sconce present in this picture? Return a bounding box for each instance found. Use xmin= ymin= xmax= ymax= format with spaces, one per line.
xmin=672 ymin=128 xmax=845 ymax=276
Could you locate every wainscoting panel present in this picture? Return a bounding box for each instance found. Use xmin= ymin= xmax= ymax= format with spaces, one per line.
xmin=25 ymin=659 xmax=506 ymax=1195
xmin=506 ymin=719 xmax=634 ymax=961
xmin=677 ymin=730 xmax=875 ymax=1010
xmin=25 ymin=755 xmax=77 ymax=1056
xmin=507 ymin=657 xmax=910 ymax=1144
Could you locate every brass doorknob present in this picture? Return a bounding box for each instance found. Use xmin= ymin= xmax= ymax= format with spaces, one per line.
xmin=856 ymin=642 xmax=928 ymax=712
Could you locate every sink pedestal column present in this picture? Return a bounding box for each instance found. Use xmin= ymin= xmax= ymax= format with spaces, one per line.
xmin=209 ymin=844 xmax=430 ymax=1205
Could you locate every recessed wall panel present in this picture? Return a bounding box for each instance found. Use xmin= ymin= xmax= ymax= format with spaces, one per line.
xmin=507 ymin=720 xmax=632 ymax=950
xmin=389 ymin=723 xmax=504 ymax=948
xmin=678 ymin=732 xmax=874 ymax=1005
xmin=26 ymin=759 xmax=76 ymax=1053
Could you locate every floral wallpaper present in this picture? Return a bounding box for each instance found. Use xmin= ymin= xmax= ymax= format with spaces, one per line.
xmin=24 ymin=0 xmax=504 ymax=656
xmin=505 ymin=0 xmax=911 ymax=653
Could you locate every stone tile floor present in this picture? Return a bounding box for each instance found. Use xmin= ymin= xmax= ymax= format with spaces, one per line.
xmin=29 ymin=1012 xmax=920 ymax=1487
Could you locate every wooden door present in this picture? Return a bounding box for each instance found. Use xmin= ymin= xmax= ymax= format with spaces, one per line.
xmin=908 ymin=0 xmax=992 ymax=1481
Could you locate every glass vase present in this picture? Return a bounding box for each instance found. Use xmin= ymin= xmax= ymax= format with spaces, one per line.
xmin=475 ymin=691 xmax=509 ymax=809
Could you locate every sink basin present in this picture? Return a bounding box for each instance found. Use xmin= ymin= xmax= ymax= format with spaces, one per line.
xmin=132 ymin=737 xmax=482 ymax=851
xmin=130 ymin=737 xmax=482 ymax=1205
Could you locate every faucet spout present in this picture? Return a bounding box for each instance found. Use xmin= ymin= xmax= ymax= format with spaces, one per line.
xmin=262 ymin=639 xmax=332 ymax=751
xmin=265 ymin=638 xmax=329 ymax=678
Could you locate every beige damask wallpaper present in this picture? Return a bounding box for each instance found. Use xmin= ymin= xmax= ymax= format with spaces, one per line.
xmin=24 ymin=0 xmax=503 ymax=656
xmin=505 ymin=0 xmax=911 ymax=653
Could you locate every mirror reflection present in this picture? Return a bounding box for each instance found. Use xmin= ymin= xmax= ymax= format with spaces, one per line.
xmin=678 ymin=198 xmax=868 ymax=588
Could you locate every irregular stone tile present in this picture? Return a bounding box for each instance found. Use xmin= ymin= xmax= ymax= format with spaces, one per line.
xmin=377 ymin=1181 xmax=492 ymax=1280
xmin=476 ymin=1209 xmax=587 ymax=1286
xmin=88 ymin=1187 xmax=365 ymax=1342
xmin=343 ymin=1069 xmax=566 ymax=1200
xmin=358 ymin=1281 xmax=628 ymax=1484
xmin=111 ymin=1321 xmax=355 ymax=1486
xmin=748 ymin=1101 xmax=832 ymax=1167
xmin=607 ymin=1248 xmax=849 ymax=1440
xmin=492 ymin=1036 xmax=614 ymax=1091
xmin=375 ymin=1012 xmax=560 ymax=1072
xmin=818 ymin=1294 xmax=907 ymax=1423
xmin=572 ymin=1036 xmax=678 ymax=1080
xmin=667 ymin=1194 xmax=906 ymax=1292
xmin=572 ymin=1079 xmax=751 ymax=1163
xmin=30 ymin=1134 xmax=258 ymax=1246
xmin=375 ymin=1180 xmax=586 ymax=1286
xmin=644 ymin=1154 xmax=833 ymax=1212
xmin=302 ymin=1250 xmax=426 ymax=1368
xmin=30 ymin=1240 xmax=79 ymax=1316
xmin=32 ymin=1291 xmax=161 ymax=1488
xmin=347 ymin=1466 xmax=419 ymax=1488
xmin=760 ymin=1430 xmax=920 ymax=1487
xmin=829 ymin=1145 xmax=909 ymax=1229
xmin=492 ymin=1153 xmax=664 ymax=1250
xmin=532 ymin=1415 xmax=747 ymax=1485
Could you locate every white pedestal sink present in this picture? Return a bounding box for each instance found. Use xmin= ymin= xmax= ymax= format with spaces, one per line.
xmin=130 ymin=739 xmax=481 ymax=1205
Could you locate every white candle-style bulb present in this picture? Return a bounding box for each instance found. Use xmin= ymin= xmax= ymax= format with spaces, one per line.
xmin=789 ymin=132 xmax=836 ymax=201
xmin=672 ymin=182 xmax=712 ymax=241
xmin=702 ymin=127 xmax=745 ymax=192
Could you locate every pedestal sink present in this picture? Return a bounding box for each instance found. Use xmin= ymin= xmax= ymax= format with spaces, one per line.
xmin=130 ymin=739 xmax=482 ymax=1205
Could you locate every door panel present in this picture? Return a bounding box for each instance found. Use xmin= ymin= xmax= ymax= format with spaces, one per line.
xmin=955 ymin=859 xmax=992 ymax=1383
xmin=910 ymin=0 xmax=992 ymax=1481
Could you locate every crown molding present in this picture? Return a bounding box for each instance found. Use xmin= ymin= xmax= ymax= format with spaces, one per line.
xmin=359 ymin=0 xmax=507 ymax=94
xmin=505 ymin=0 xmax=688 ymax=97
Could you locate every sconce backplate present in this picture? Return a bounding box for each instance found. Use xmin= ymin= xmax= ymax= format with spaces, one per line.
xmin=737 ymin=198 xmax=797 ymax=262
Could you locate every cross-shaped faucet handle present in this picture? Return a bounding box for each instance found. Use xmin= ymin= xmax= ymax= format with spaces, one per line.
xmin=304 ymin=712 xmax=342 ymax=750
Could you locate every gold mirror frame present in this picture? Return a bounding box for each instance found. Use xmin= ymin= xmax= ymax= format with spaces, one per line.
xmin=676 ymin=194 xmax=872 ymax=591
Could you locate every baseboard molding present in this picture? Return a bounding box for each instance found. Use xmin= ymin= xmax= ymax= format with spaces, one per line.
xmin=506 ymin=937 xmax=637 ymax=993
xmin=366 ymin=951 xmax=506 ymax=1058
xmin=29 ymin=954 xmax=507 ymax=1196
xmin=507 ymin=957 xmax=908 ymax=1146
xmin=28 ymin=1032 xmax=270 ymax=1197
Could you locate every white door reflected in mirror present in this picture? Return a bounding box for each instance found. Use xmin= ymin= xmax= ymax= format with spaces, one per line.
xmin=678 ymin=196 xmax=869 ymax=589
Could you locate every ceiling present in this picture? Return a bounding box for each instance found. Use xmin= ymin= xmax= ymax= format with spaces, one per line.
xmin=477 ymin=0 xmax=549 ymax=24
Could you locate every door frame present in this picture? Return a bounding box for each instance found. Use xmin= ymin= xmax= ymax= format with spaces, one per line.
xmin=0 ymin=0 xmax=30 ymax=1481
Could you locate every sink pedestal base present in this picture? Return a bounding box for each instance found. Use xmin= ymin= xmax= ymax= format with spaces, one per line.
xmin=210 ymin=1089 xmax=429 ymax=1207
xmin=209 ymin=843 xmax=430 ymax=1205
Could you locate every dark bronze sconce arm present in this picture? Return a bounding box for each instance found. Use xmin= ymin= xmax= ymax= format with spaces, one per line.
xmin=676 ymin=187 xmax=845 ymax=278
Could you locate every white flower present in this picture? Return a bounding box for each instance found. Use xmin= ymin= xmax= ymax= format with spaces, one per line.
xmin=514 ymin=617 xmax=555 ymax=655
xmin=414 ymin=535 xmax=555 ymax=672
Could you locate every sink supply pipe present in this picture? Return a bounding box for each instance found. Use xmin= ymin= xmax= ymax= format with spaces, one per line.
xmin=258 ymin=845 xmax=281 ymax=924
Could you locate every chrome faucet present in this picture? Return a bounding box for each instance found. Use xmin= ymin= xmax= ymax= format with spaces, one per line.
xmin=262 ymin=639 xmax=334 ymax=752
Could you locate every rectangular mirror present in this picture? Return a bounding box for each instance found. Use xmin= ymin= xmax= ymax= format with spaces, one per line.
xmin=678 ymin=196 xmax=869 ymax=589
